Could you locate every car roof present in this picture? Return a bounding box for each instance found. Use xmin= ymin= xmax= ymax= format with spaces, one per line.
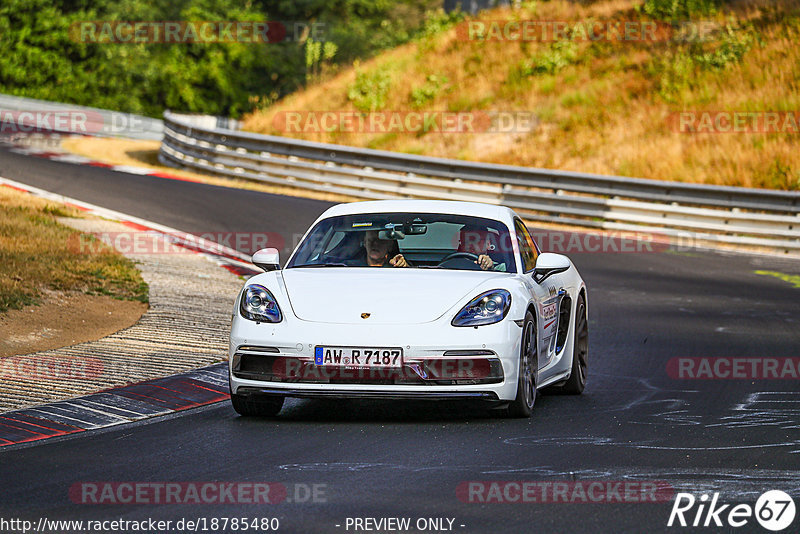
xmin=317 ymin=200 xmax=519 ymax=226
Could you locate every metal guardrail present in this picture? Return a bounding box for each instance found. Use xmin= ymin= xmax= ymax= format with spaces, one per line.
xmin=160 ymin=110 xmax=800 ymax=253
xmin=0 ymin=94 xmax=163 ymax=141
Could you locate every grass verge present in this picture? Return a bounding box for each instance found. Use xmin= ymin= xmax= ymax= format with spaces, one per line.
xmin=0 ymin=186 xmax=148 ymax=313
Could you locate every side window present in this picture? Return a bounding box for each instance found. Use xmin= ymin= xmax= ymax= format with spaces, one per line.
xmin=514 ymin=219 xmax=538 ymax=272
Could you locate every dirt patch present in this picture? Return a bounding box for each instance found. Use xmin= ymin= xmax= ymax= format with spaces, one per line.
xmin=0 ymin=290 xmax=147 ymax=357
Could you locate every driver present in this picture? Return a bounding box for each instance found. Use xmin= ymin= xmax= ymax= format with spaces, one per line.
xmin=458 ymin=225 xmax=498 ymax=271
xmin=362 ymin=230 xmax=410 ymax=267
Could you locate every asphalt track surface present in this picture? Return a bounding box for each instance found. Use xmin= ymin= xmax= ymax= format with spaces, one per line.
xmin=1 ymin=145 xmax=799 ymax=533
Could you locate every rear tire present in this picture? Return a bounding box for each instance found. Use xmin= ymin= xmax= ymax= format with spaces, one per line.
xmin=506 ymin=311 xmax=537 ymax=418
xmin=553 ymin=293 xmax=587 ymax=395
xmin=231 ymin=393 xmax=284 ymax=417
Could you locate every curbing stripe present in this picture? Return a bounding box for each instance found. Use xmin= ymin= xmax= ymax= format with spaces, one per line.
xmin=7 ymin=143 xmax=203 ymax=184
xmin=0 ymin=363 xmax=228 ymax=448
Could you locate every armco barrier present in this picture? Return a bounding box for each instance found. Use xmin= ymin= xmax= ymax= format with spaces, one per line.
xmin=160 ymin=110 xmax=800 ymax=254
xmin=0 ymin=94 xmax=163 ymax=141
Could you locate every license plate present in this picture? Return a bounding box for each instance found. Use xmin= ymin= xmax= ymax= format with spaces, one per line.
xmin=314 ymin=346 xmax=403 ymax=368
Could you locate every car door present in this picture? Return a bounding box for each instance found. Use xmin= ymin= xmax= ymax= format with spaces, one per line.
xmin=513 ymin=219 xmax=566 ymax=374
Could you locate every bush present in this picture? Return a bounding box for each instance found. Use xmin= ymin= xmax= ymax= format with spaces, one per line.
xmin=651 ymin=20 xmax=755 ymax=101
xmin=522 ymin=42 xmax=578 ymax=76
xmin=639 ymin=0 xmax=719 ymax=19
xmin=347 ymin=67 xmax=394 ymax=111
xmin=409 ymin=74 xmax=448 ymax=108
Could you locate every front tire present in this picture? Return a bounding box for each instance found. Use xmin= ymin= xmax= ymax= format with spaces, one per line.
xmin=507 ymin=311 xmax=537 ymax=418
xmin=231 ymin=393 xmax=284 ymax=417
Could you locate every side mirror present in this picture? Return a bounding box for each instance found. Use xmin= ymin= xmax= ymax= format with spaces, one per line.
xmin=252 ymin=248 xmax=280 ymax=272
xmin=533 ymin=253 xmax=570 ymax=283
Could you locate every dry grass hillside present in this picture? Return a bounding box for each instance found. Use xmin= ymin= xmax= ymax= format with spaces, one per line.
xmin=242 ymin=0 xmax=800 ymax=190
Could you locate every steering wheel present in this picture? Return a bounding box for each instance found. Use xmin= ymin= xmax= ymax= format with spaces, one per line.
xmin=437 ymin=251 xmax=487 ymax=270
xmin=439 ymin=251 xmax=479 ymax=263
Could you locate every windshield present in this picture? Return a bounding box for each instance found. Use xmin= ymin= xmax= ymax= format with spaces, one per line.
xmin=287 ymin=213 xmax=517 ymax=273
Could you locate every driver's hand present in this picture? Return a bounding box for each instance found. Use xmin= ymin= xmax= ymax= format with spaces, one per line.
xmin=476 ymin=254 xmax=493 ymax=270
xmin=390 ymin=254 xmax=409 ymax=267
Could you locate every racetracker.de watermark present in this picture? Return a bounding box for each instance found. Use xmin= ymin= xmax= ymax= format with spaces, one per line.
xmin=667 ymin=357 xmax=800 ymax=380
xmin=456 ymin=481 xmax=674 ymax=503
xmin=67 ymin=231 xmax=285 ymax=255
xmin=0 ymin=357 xmax=219 ymax=382
xmin=456 ymin=20 xmax=720 ymax=43
xmin=70 ymin=21 xmax=326 ymax=43
xmin=69 ymin=482 xmax=327 ymax=504
xmin=271 ymin=111 xmax=538 ymax=134
xmin=0 ymin=109 xmax=149 ymax=136
xmin=528 ymin=230 xmax=669 ymax=254
xmin=1 ymin=517 xmax=281 ymax=534
xmin=0 ymin=355 xmax=103 ymax=381
xmin=668 ymin=111 xmax=800 ymax=134
xmin=451 ymin=229 xmax=670 ymax=255
xmin=271 ymin=358 xmax=492 ymax=381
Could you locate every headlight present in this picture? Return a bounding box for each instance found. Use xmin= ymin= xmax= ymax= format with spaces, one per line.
xmin=452 ymin=290 xmax=511 ymax=327
xmin=240 ymin=284 xmax=282 ymax=323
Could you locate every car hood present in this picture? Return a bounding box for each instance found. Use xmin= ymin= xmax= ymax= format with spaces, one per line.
xmin=280 ymin=268 xmax=508 ymax=324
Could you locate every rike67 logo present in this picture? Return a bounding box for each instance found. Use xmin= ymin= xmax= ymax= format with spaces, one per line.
xmin=668 ymin=490 xmax=796 ymax=531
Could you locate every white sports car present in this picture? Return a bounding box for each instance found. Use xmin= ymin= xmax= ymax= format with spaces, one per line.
xmin=228 ymin=200 xmax=587 ymax=418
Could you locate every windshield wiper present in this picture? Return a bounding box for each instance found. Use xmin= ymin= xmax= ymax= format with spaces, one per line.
xmin=291 ymin=262 xmax=349 ymax=268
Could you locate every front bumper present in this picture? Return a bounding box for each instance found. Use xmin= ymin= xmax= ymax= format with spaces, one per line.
xmin=235 ymin=386 xmax=500 ymax=402
xmin=229 ymin=316 xmax=523 ymax=401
